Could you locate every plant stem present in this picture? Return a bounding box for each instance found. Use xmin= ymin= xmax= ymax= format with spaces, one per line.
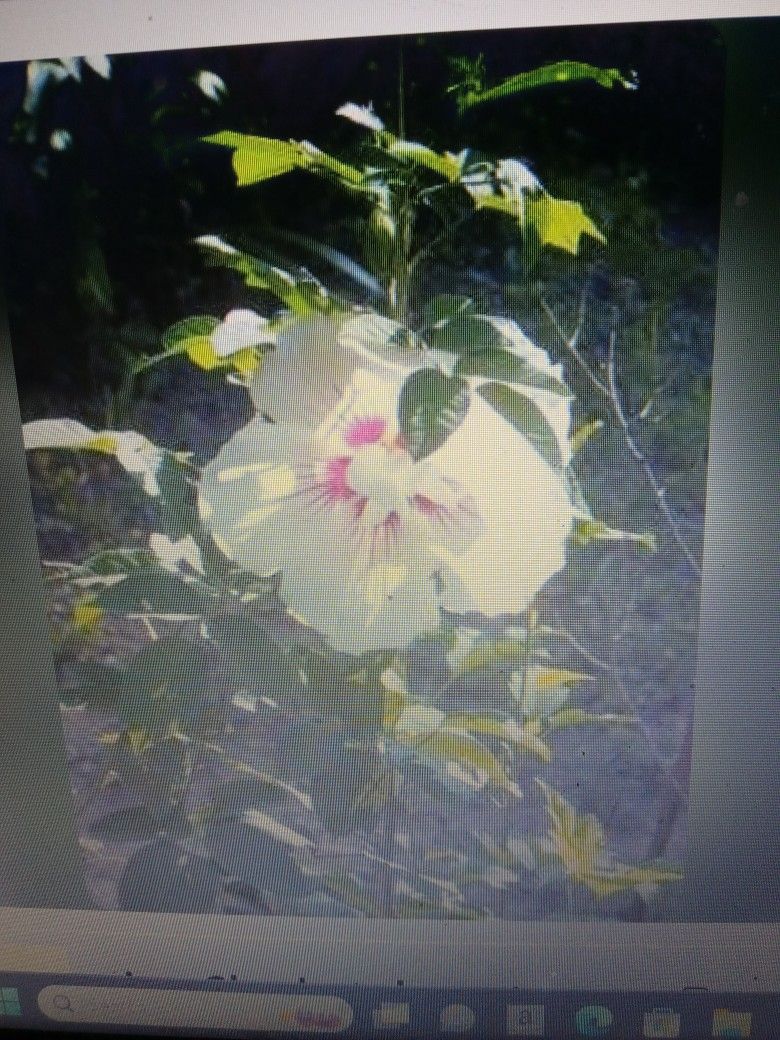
xmin=604 ymin=329 xmax=702 ymax=578
xmin=381 ymin=766 xmax=401 ymax=918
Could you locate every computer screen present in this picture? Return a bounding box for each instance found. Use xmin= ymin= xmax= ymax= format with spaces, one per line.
xmin=0 ymin=1 xmax=777 ymax=1037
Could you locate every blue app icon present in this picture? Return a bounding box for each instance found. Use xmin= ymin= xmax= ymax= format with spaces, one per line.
xmin=575 ymin=1005 xmax=614 ymax=1038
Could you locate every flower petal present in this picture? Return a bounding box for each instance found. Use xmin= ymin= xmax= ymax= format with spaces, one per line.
xmin=200 ymin=416 xmax=444 ymax=652
xmin=429 ymin=394 xmax=575 ymax=615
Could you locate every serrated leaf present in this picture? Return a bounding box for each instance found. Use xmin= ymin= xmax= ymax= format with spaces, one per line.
xmin=196 ymin=239 xmax=339 ymax=316
xmin=477 ymin=382 xmax=562 ymax=470
xmin=525 ymin=194 xmax=605 ymax=254
xmin=456 ymin=349 xmax=569 ymax=395
xmin=398 ymin=369 xmax=470 ymax=461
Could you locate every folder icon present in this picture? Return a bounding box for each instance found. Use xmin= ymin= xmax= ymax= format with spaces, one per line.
xmin=712 ymin=1009 xmax=752 ymax=1038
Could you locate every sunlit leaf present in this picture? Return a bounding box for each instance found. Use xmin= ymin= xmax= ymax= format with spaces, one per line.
xmin=537 ymin=781 xmax=682 ymax=897
xmin=203 ymin=132 xmax=301 ymax=185
xmin=453 ymin=59 xmax=637 ymax=113
xmin=203 ymin=131 xmax=364 ymax=191
xmin=162 ymin=315 xmax=220 ymax=350
xmin=385 ymin=138 xmax=461 ymax=180
xmin=195 ymin=238 xmax=341 ymax=316
xmin=573 ymin=519 xmax=657 ymax=551
xmin=416 ymin=730 xmax=520 ymax=797
xmin=477 ymin=382 xmax=562 ymax=470
xmin=525 ymin=194 xmax=606 ymax=254
xmin=571 ymin=418 xmax=605 ymax=454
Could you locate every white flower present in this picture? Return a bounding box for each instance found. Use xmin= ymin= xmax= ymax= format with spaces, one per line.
xmin=195 ymin=70 xmax=227 ymax=103
xmin=211 ymin=309 xmax=275 ymax=357
xmin=23 ymin=419 xmax=163 ymax=497
xmin=249 ymin=312 xmax=413 ymax=426
xmin=335 ymin=102 xmax=385 ymax=132
xmin=149 ymin=533 xmax=204 ymax=578
xmin=200 ymin=364 xmax=575 ymax=653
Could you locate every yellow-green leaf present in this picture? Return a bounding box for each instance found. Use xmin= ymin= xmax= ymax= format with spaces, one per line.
xmin=573 ymin=519 xmax=657 ymax=551
xmin=417 ymin=730 xmax=520 ymax=797
xmin=183 ymin=335 xmax=222 ymax=371
xmin=525 ymin=194 xmax=606 ymax=254
xmin=571 ymin=418 xmax=604 ymax=454
xmin=454 ymin=637 xmax=529 ymax=676
xmin=547 ymin=708 xmax=634 ymax=731
xmin=385 ymin=138 xmax=461 ymax=180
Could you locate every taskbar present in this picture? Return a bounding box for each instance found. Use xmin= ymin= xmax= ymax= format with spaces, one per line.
xmin=0 ymin=974 xmax=772 ymax=1039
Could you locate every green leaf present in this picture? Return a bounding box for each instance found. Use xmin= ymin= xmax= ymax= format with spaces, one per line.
xmin=454 ymin=60 xmax=637 ymax=113
xmin=525 ymin=194 xmax=605 ymax=254
xmin=204 ymin=132 xmax=300 ymax=186
xmin=94 ymin=565 xmax=216 ymax=615
xmin=196 ymin=239 xmax=340 ymax=316
xmin=116 ymin=636 xmax=213 ymax=740
xmin=454 ymin=637 xmax=528 ymax=676
xmin=547 ymin=708 xmax=634 ymax=731
xmin=416 ymin=730 xmax=520 ymax=797
xmin=572 ymin=519 xmax=657 ymax=552
xmin=456 ymin=349 xmax=570 ymax=395
xmin=162 ymin=315 xmax=219 ymax=350
xmin=420 ymin=294 xmax=476 ymax=327
xmin=203 ymin=131 xmax=363 ymax=190
xmin=59 ymin=661 xmax=124 ymax=708
xmin=311 ymin=746 xmax=392 ymax=833
xmin=477 ymin=382 xmax=562 ymax=470
xmin=571 ymin=418 xmax=605 ymax=454
xmin=384 ymin=138 xmax=460 ymax=180
xmin=428 ymin=314 xmax=505 ymax=354
xmin=398 ymin=369 xmax=470 ymax=461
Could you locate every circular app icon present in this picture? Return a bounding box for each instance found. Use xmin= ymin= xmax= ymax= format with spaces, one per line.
xmin=440 ymin=1003 xmax=476 ymax=1033
xmin=575 ymin=1004 xmax=614 ymax=1037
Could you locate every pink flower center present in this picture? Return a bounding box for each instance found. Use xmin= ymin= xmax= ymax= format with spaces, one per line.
xmin=344 ymin=416 xmax=387 ymax=448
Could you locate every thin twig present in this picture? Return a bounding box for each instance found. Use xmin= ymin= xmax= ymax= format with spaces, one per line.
xmin=606 ymin=330 xmax=702 ymax=578
xmin=541 ymin=295 xmax=610 ymax=401
xmin=541 ymin=292 xmax=702 ymax=578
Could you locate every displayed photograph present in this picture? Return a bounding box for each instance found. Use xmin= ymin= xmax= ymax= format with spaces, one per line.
xmin=0 ymin=20 xmax=724 ymax=917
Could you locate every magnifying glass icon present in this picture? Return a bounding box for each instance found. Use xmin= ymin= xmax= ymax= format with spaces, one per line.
xmin=53 ymin=995 xmax=72 ymax=1012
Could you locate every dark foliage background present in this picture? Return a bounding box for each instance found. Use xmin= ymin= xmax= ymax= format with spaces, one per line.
xmin=0 ymin=20 xmax=724 ymax=412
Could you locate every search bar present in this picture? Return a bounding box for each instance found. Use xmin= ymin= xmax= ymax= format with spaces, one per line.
xmin=38 ymin=986 xmax=353 ymax=1033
